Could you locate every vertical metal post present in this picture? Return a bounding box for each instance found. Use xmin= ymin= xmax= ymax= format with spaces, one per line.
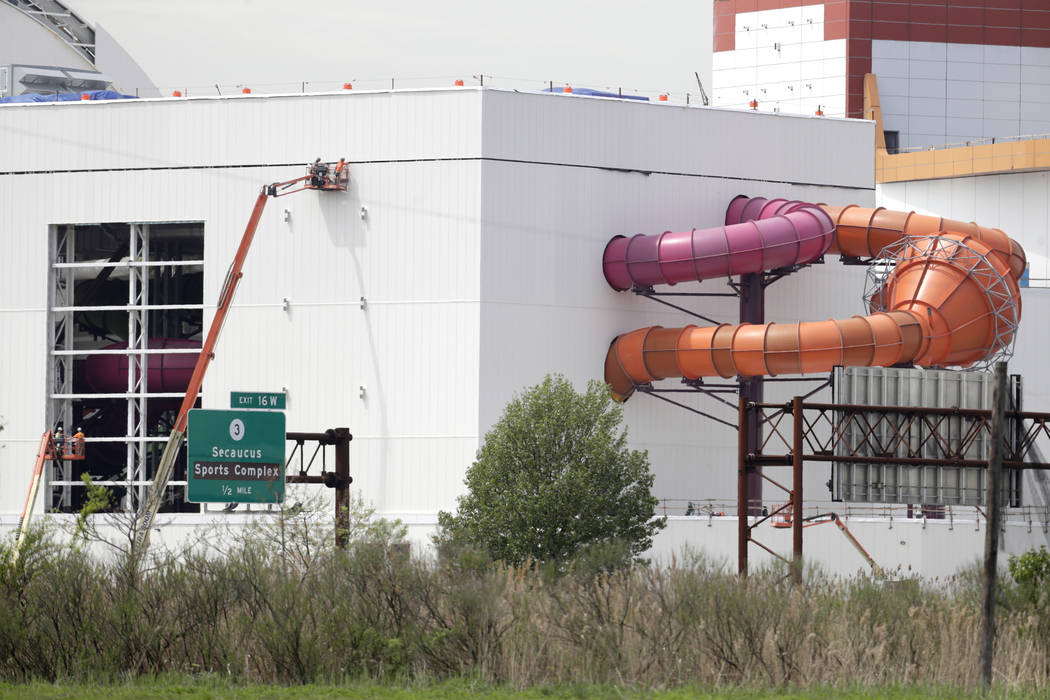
xmin=981 ymin=361 xmax=1007 ymax=690
xmin=738 ymin=396 xmax=749 ymax=577
xmin=128 ymin=224 xmax=150 ymax=510
xmin=792 ymin=396 xmax=804 ymax=582
xmin=333 ymin=428 xmax=352 ymax=549
xmin=48 ymin=225 xmax=75 ymax=509
xmin=739 ymin=272 xmax=764 ymax=515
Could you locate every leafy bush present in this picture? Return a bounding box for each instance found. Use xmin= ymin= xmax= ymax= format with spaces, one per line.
xmin=438 ymin=374 xmax=665 ymax=568
xmin=1009 ymin=546 xmax=1050 ymax=598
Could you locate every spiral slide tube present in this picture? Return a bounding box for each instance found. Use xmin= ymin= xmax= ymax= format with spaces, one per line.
xmin=602 ymin=197 xmax=836 ymax=291
xmin=604 ymin=197 xmax=1026 ymax=402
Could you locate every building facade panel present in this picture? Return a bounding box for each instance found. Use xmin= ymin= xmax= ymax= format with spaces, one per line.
xmin=0 ymin=91 xmax=486 ymax=521
xmin=479 ymin=94 xmax=874 ymax=507
xmin=0 ymin=90 xmax=484 ymax=174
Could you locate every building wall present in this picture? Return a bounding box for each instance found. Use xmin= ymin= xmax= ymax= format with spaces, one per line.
xmin=0 ymin=89 xmax=485 ymax=521
xmin=0 ymin=89 xmax=875 ymax=527
xmin=10 ymin=87 xmax=1041 ymax=577
xmin=713 ymin=3 xmax=847 ymax=116
xmin=712 ymin=1 xmax=1050 ymax=145
xmin=875 ymin=40 xmax=1050 ymax=150
xmin=475 ymin=90 xmax=874 ymax=508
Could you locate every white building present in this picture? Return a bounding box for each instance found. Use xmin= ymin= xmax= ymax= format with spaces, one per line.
xmin=1 ymin=86 xmax=1047 ymax=577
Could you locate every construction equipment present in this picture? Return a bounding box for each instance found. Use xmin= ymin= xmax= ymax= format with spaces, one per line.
xmin=131 ymin=161 xmax=348 ymax=555
xmin=694 ymin=71 xmax=709 ymax=106
xmin=13 ymin=429 xmax=86 ymax=564
xmin=772 ymin=504 xmax=883 ymax=577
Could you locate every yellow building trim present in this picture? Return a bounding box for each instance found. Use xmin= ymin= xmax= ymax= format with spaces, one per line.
xmin=865 ymin=73 xmax=1050 ymax=184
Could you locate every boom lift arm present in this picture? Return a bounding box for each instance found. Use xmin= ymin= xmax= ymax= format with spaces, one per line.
xmin=772 ymin=504 xmax=883 ymax=577
xmin=132 ymin=163 xmax=347 ymax=554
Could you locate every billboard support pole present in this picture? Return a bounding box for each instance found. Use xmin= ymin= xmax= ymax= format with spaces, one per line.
xmin=981 ymin=361 xmax=1007 ymax=691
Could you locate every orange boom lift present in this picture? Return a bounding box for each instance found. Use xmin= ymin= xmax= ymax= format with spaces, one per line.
xmin=772 ymin=504 xmax=883 ymax=577
xmin=13 ymin=430 xmax=86 ymax=564
xmin=127 ymin=162 xmax=348 ymax=554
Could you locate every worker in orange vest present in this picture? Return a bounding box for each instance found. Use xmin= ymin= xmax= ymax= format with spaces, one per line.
xmin=72 ymin=427 xmax=86 ymax=458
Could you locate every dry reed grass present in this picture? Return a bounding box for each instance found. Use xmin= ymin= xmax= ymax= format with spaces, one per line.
xmin=1 ymin=517 xmax=1047 ymax=693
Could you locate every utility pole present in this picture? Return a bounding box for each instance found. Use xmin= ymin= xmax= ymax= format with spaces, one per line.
xmin=980 ymin=361 xmax=1007 ymax=691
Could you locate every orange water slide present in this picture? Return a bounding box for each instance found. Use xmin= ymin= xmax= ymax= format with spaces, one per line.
xmin=604 ymin=198 xmax=1026 ymax=402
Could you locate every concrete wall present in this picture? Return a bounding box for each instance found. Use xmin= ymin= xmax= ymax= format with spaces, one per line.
xmin=654 ymin=512 xmax=1050 ymax=580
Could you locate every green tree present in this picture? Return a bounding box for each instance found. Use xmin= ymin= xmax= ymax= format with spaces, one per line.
xmin=1009 ymin=546 xmax=1050 ymax=600
xmin=438 ymin=374 xmax=665 ymax=567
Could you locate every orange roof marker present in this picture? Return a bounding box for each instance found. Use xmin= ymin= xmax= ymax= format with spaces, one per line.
xmin=749 ymin=99 xmax=758 ymax=110
xmin=563 ymin=85 xmax=573 ymax=93
xmin=454 ymin=79 xmax=464 ymax=86
xmin=343 ymin=83 xmax=353 ymax=90
xmin=172 ymin=90 xmax=182 ymax=97
xmin=80 ymin=93 xmax=90 ymax=100
xmin=242 ymin=87 xmax=251 ymax=94
xmin=659 ymin=94 xmax=668 ymax=101
xmin=815 ymin=105 xmax=824 ymax=116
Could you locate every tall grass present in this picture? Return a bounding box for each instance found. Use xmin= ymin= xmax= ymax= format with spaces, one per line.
xmin=1 ymin=511 xmax=1048 ymax=691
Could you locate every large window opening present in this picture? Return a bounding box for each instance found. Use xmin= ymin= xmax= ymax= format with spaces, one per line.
xmin=47 ymin=222 xmax=204 ymax=514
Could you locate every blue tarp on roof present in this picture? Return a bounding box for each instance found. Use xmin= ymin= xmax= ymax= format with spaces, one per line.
xmin=541 ymin=87 xmax=649 ymax=101
xmin=0 ymin=89 xmax=137 ymax=104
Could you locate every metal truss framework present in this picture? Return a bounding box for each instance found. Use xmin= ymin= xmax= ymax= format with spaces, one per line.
xmin=863 ymin=234 xmax=1020 ymax=371
xmin=737 ymin=397 xmax=1050 ymax=577
xmin=46 ymin=223 xmax=204 ymax=513
xmin=5 ymin=0 xmax=96 ymax=64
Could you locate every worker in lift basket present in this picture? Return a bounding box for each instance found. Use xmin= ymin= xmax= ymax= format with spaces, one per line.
xmin=72 ymin=427 xmax=86 ymax=458
xmin=53 ymin=425 xmax=64 ymax=455
xmin=310 ymin=157 xmax=328 ymax=187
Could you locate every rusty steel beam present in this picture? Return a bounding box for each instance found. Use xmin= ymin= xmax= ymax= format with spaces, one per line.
xmin=736 ymin=395 xmax=1050 ymax=583
xmin=738 ymin=397 xmax=749 ymax=578
xmin=792 ymin=396 xmax=804 ymax=583
xmin=806 ymin=455 xmax=1040 ymax=469
xmin=284 ymin=428 xmax=352 ymax=548
xmin=756 ymin=401 xmax=1050 ymax=421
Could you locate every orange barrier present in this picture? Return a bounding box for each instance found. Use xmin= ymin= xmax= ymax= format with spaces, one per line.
xmin=605 ymin=202 xmax=1025 ymax=402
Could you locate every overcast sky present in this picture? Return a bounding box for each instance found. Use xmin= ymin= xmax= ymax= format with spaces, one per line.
xmin=68 ymin=0 xmax=714 ymax=99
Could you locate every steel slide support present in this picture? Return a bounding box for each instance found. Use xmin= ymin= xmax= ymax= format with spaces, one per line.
xmin=792 ymin=396 xmax=804 ymax=582
xmin=738 ymin=396 xmax=749 ymax=577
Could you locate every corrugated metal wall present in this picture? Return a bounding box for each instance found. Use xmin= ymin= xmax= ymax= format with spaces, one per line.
xmin=478 ymin=90 xmax=874 ymax=509
xmin=0 ymin=88 xmax=880 ymax=527
xmin=833 ymin=366 xmax=1020 ymax=506
xmin=0 ymin=90 xmax=484 ymax=519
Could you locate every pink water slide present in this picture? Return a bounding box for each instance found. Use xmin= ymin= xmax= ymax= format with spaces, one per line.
xmin=603 ymin=197 xmax=836 ymax=290
xmin=603 ymin=196 xmax=1027 ymax=401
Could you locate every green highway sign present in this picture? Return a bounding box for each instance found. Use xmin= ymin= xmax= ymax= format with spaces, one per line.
xmin=231 ymin=391 xmax=286 ymax=410
xmin=187 ymin=409 xmax=286 ymax=504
